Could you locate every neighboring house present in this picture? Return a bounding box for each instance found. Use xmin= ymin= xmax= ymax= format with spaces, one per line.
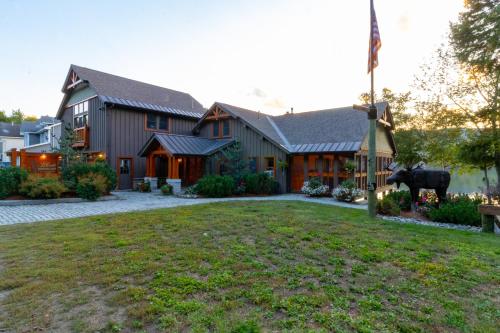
xmin=21 ymin=116 xmax=61 ymax=152
xmin=0 ymin=122 xmax=23 ymax=167
xmin=57 ymin=65 xmax=396 ymax=191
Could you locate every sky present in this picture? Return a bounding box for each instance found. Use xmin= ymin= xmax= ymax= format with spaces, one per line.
xmin=0 ymin=0 xmax=464 ymax=117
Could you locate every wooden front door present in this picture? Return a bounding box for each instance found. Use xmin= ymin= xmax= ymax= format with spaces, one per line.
xmin=291 ymin=155 xmax=305 ymax=192
xmin=118 ymin=158 xmax=133 ymax=189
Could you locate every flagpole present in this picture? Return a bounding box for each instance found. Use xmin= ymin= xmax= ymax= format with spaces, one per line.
xmin=367 ymin=0 xmax=377 ymax=218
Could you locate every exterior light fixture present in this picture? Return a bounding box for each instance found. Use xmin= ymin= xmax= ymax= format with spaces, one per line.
xmin=40 ymin=154 xmax=47 ymax=160
xmin=177 ymin=158 xmax=182 ymax=163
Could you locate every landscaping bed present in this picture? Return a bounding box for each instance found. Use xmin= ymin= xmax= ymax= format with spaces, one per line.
xmin=0 ymin=201 xmax=498 ymax=332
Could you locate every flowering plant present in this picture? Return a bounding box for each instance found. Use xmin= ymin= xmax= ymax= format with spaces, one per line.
xmin=332 ymin=180 xmax=364 ymax=202
xmin=301 ymin=177 xmax=330 ymax=197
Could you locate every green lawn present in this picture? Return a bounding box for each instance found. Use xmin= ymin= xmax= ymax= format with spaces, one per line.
xmin=0 ymin=202 xmax=498 ymax=333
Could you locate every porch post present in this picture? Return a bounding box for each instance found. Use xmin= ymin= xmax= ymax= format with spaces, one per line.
xmin=318 ymin=155 xmax=323 ymax=181
xmin=303 ymin=155 xmax=309 ymax=181
xmin=10 ymin=148 xmax=17 ymax=167
xmin=150 ymin=155 xmax=156 ymax=177
xmin=172 ymin=157 xmax=179 ymax=179
xmin=333 ymin=156 xmax=339 ymax=187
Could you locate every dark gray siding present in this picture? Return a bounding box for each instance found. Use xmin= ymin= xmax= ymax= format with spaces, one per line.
xmin=198 ymin=118 xmax=288 ymax=192
xmin=59 ymin=96 xmax=106 ymax=152
xmin=89 ymin=97 xmax=106 ymax=152
xmin=107 ymin=107 xmax=198 ymax=178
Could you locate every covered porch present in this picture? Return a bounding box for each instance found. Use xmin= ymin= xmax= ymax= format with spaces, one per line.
xmin=138 ymin=133 xmax=234 ymax=191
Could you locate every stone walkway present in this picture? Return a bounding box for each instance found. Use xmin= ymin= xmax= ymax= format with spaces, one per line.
xmin=0 ymin=192 xmax=366 ymax=225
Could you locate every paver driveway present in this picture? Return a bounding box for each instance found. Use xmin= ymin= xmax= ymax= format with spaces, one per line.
xmin=0 ymin=192 xmax=365 ymax=225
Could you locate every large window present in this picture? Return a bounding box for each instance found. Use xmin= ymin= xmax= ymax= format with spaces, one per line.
xmin=212 ymin=119 xmax=230 ymax=138
xmin=146 ymin=114 xmax=169 ymax=131
xmin=73 ymin=101 xmax=88 ymax=128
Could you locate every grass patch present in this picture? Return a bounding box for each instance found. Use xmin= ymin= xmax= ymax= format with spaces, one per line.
xmin=0 ymin=201 xmax=498 ymax=332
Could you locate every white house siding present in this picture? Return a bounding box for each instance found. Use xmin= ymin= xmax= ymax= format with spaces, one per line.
xmin=0 ymin=136 xmax=23 ymax=164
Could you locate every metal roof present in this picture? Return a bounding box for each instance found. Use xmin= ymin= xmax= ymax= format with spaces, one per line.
xmin=138 ymin=133 xmax=235 ymax=157
xmin=100 ymin=96 xmax=203 ymax=119
xmin=289 ymin=141 xmax=362 ymax=153
xmin=58 ymin=65 xmax=206 ymax=119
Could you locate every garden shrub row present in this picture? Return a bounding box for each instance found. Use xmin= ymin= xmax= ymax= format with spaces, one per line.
xmin=377 ymin=190 xmax=483 ymax=226
xmin=19 ymin=176 xmax=67 ymax=199
xmin=0 ymin=160 xmax=116 ymax=201
xmin=193 ymin=172 xmax=279 ymax=198
xmin=62 ymin=161 xmax=116 ymax=193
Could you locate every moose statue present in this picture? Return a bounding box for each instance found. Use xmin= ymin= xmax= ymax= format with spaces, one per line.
xmin=386 ymin=165 xmax=451 ymax=210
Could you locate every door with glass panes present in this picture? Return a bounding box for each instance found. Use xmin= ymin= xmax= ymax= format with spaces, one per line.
xmin=118 ymin=158 xmax=133 ymax=189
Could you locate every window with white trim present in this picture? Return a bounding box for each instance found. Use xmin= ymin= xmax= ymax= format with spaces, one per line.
xmin=73 ymin=101 xmax=88 ymax=128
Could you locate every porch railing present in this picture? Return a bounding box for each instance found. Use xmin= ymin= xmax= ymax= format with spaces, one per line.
xmin=72 ymin=126 xmax=89 ymax=148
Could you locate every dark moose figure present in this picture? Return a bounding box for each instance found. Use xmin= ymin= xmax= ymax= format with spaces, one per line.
xmin=386 ymin=167 xmax=451 ymax=209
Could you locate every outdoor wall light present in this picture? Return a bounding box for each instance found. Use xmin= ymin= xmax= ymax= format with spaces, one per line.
xmin=177 ymin=158 xmax=182 ymax=163
xmin=40 ymin=154 xmax=47 ymax=160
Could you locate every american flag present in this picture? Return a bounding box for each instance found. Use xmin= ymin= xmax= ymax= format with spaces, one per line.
xmin=368 ymin=0 xmax=382 ymax=74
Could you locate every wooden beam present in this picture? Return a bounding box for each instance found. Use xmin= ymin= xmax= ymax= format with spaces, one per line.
xmin=378 ymin=118 xmax=392 ymax=127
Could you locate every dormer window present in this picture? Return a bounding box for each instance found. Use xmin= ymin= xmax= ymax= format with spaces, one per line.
xmin=73 ymin=101 xmax=88 ymax=128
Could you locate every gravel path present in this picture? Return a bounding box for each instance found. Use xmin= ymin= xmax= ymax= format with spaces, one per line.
xmin=0 ymin=192 xmax=365 ymax=225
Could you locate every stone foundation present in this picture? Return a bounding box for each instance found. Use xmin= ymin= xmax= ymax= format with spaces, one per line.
xmin=167 ymin=179 xmax=182 ymax=194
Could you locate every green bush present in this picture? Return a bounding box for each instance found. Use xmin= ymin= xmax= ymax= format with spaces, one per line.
xmin=76 ymin=173 xmax=108 ymax=201
xmin=376 ymin=196 xmax=401 ymax=216
xmin=19 ymin=176 xmax=67 ymax=199
xmin=196 ymin=175 xmax=235 ymax=197
xmin=0 ymin=167 xmax=28 ymax=199
xmin=243 ymin=173 xmax=279 ymax=195
xmin=139 ymin=181 xmax=151 ymax=193
xmin=62 ymin=161 xmax=116 ymax=192
xmin=160 ymin=184 xmax=173 ymax=195
xmin=385 ymin=190 xmax=412 ymax=211
xmin=427 ymin=194 xmax=482 ymax=226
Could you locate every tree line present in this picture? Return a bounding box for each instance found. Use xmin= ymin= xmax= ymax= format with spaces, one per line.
xmin=0 ymin=109 xmax=38 ymax=124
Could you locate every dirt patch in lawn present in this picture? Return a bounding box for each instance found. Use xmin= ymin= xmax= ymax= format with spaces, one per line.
xmin=25 ymin=286 xmax=127 ymax=333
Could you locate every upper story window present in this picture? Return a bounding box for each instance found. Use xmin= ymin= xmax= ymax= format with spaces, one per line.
xmin=212 ymin=119 xmax=230 ymax=138
xmin=73 ymin=101 xmax=88 ymax=128
xmin=145 ymin=114 xmax=169 ymax=131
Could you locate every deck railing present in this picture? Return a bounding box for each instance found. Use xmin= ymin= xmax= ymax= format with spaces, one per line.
xmin=72 ymin=126 xmax=89 ymax=148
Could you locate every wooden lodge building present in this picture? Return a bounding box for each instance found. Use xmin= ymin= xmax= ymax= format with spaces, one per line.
xmin=57 ymin=65 xmax=396 ymax=192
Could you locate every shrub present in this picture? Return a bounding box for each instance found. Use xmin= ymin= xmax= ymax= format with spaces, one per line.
xmin=139 ymin=181 xmax=151 ymax=193
xmin=243 ymin=173 xmax=279 ymax=195
xmin=196 ymin=175 xmax=235 ymax=197
xmin=301 ymin=177 xmax=330 ymax=197
xmin=376 ymin=196 xmax=401 ymax=216
xmin=160 ymin=184 xmax=173 ymax=195
xmin=385 ymin=190 xmax=412 ymax=211
xmin=0 ymin=167 xmax=28 ymax=199
xmin=76 ymin=173 xmax=108 ymax=201
xmin=19 ymin=176 xmax=67 ymax=199
xmin=427 ymin=194 xmax=482 ymax=226
xmin=332 ymin=180 xmax=364 ymax=202
xmin=62 ymin=161 xmax=116 ymax=192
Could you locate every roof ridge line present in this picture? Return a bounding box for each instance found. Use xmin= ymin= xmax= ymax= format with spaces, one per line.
xmin=266 ymin=116 xmax=291 ymax=149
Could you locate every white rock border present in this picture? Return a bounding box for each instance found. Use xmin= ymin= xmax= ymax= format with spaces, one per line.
xmin=378 ymin=215 xmax=481 ymax=232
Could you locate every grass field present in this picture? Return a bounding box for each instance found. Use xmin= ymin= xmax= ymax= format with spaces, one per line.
xmin=0 ymin=201 xmax=498 ymax=332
